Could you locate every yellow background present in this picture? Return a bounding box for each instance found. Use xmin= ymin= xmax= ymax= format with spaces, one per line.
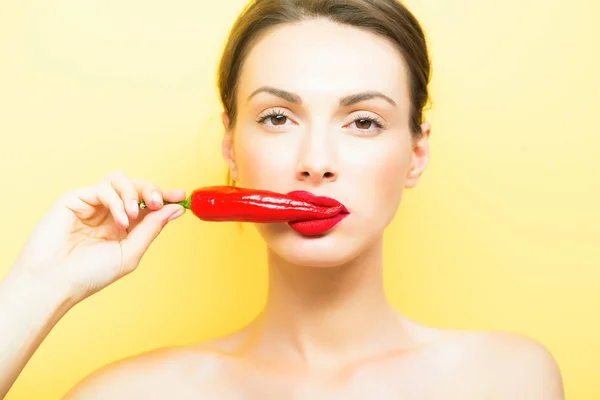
xmin=1 ymin=0 xmax=598 ymax=398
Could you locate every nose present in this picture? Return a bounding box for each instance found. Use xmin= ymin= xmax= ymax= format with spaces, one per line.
xmin=295 ymin=131 xmax=338 ymax=185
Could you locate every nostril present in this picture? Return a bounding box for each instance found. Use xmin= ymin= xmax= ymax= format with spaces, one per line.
xmin=297 ymin=170 xmax=336 ymax=181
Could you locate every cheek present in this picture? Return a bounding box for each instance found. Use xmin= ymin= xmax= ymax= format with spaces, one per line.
xmin=347 ymin=137 xmax=410 ymax=219
xmin=377 ymin=148 xmax=407 ymax=199
xmin=233 ymin=130 xmax=297 ymax=187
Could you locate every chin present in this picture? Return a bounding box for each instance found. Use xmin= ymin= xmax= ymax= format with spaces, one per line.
xmin=256 ymin=223 xmax=371 ymax=268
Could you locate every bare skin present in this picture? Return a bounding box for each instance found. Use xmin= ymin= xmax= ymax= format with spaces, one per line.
xmin=64 ymin=325 xmax=563 ymax=399
xmin=2 ymin=17 xmax=564 ymax=400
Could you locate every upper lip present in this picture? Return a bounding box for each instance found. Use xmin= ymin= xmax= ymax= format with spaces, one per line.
xmin=286 ymin=190 xmax=350 ymax=214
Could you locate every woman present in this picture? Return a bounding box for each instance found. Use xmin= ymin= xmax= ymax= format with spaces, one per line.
xmin=0 ymin=0 xmax=564 ymax=398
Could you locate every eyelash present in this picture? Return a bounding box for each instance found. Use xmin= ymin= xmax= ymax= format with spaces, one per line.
xmin=354 ymin=113 xmax=385 ymax=130
xmin=256 ymin=108 xmax=288 ymax=125
xmin=256 ymin=110 xmax=386 ymax=132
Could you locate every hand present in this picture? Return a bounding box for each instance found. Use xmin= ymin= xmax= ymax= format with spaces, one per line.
xmin=11 ymin=171 xmax=187 ymax=305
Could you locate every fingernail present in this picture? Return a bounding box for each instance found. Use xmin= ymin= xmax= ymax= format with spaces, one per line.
xmin=151 ymin=192 xmax=163 ymax=206
xmin=168 ymin=209 xmax=185 ymax=222
xmin=128 ymin=200 xmax=139 ymax=216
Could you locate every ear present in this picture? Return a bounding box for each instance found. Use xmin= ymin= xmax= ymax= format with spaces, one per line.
xmin=405 ymin=121 xmax=431 ymax=189
xmin=221 ymin=112 xmax=239 ymax=182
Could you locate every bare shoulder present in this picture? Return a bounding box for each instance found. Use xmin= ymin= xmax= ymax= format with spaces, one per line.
xmin=62 ymin=345 xmax=230 ymax=399
xmin=400 ymin=319 xmax=564 ymax=399
xmin=443 ymin=330 xmax=565 ymax=399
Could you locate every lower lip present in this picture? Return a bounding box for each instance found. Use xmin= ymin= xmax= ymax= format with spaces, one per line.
xmin=288 ymin=213 xmax=349 ymax=236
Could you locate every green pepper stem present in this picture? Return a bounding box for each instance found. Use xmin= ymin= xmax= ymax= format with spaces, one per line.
xmin=139 ymin=196 xmax=191 ymax=210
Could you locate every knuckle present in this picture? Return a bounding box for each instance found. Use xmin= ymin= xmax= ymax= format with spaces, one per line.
xmin=103 ymin=189 xmax=121 ymax=206
xmin=56 ymin=190 xmax=76 ymax=205
xmin=100 ymin=174 xmax=111 ymax=184
xmin=128 ymin=190 xmax=140 ymax=201
xmin=95 ymin=185 xmax=108 ymax=201
xmin=100 ymin=184 xmax=116 ymax=199
xmin=111 ymin=169 xmax=126 ymax=179
xmin=97 ymin=180 xmax=111 ymax=191
xmin=133 ymin=179 xmax=153 ymax=194
xmin=144 ymin=182 xmax=158 ymax=192
xmin=107 ymin=198 xmax=122 ymax=210
xmin=63 ymin=188 xmax=79 ymax=199
xmin=143 ymin=179 xmax=159 ymax=190
xmin=108 ymin=170 xmax=130 ymax=188
xmin=125 ymin=179 xmax=139 ymax=195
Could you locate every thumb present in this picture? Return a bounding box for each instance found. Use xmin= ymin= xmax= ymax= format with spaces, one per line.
xmin=120 ymin=204 xmax=185 ymax=272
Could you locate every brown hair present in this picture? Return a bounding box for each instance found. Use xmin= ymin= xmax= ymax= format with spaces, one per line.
xmin=218 ymin=0 xmax=431 ymax=184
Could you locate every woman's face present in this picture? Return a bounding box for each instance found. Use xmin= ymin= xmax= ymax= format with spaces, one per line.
xmin=222 ymin=18 xmax=430 ymax=267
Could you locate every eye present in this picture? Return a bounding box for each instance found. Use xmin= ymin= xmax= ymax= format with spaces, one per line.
xmin=348 ymin=114 xmax=386 ymax=134
xmin=355 ymin=118 xmax=375 ymax=130
xmin=256 ymin=109 xmax=294 ymax=129
xmin=268 ymin=115 xmax=288 ymax=126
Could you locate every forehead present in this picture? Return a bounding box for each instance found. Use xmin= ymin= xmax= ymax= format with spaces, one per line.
xmin=237 ymin=18 xmax=410 ymax=102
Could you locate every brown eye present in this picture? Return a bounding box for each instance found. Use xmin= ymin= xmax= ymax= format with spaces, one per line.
xmin=356 ymin=119 xmax=372 ymax=129
xmin=270 ymin=115 xmax=287 ymax=125
xmin=257 ymin=110 xmax=293 ymax=130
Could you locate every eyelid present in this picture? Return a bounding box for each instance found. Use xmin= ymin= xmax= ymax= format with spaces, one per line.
xmin=256 ymin=107 xmax=294 ymax=121
xmin=348 ymin=111 xmax=386 ymax=127
xmin=256 ymin=107 xmax=386 ymax=129
xmin=256 ymin=108 xmax=297 ymax=131
xmin=348 ymin=109 xmax=385 ymax=120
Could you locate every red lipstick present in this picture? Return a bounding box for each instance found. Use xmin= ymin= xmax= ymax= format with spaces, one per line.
xmin=286 ymin=190 xmax=349 ymax=235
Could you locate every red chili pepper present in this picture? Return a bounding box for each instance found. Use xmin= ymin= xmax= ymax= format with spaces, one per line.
xmin=139 ymin=186 xmax=342 ymax=222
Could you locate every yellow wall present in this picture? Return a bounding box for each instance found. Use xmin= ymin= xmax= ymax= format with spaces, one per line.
xmin=1 ymin=1 xmax=598 ymax=398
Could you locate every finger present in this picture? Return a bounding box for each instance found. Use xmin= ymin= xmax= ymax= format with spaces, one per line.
xmin=97 ymin=183 xmax=130 ymax=229
xmin=162 ymin=188 xmax=187 ymax=203
xmin=60 ymin=186 xmax=102 ymax=220
xmin=132 ymin=178 xmax=164 ymax=211
xmin=120 ymin=204 xmax=185 ymax=271
xmin=125 ymin=188 xmax=186 ymax=232
xmin=108 ymin=171 xmax=140 ymax=219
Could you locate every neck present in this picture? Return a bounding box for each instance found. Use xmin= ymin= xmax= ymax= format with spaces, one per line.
xmin=250 ymin=235 xmax=411 ymax=368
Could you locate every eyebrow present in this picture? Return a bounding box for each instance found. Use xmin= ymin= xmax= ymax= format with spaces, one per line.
xmin=247 ymin=86 xmax=397 ymax=107
xmin=248 ymin=86 xmax=302 ymax=104
xmin=340 ymin=91 xmax=397 ymax=107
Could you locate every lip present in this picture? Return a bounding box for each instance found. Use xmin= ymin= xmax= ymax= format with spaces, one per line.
xmin=287 ymin=191 xmax=349 ymax=214
xmin=286 ymin=190 xmax=350 ymax=236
